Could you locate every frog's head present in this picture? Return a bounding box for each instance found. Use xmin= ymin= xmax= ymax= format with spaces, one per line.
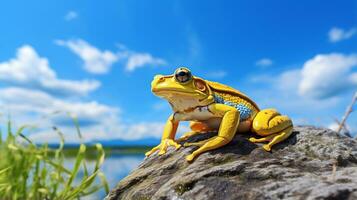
xmin=151 ymin=67 xmax=213 ymax=109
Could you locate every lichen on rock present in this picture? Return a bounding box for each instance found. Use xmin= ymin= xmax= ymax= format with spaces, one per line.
xmin=106 ymin=126 xmax=357 ymax=200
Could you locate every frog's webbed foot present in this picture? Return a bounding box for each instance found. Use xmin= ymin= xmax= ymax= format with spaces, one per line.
xmin=251 ymin=108 xmax=293 ymax=151
xmin=145 ymin=139 xmax=181 ymax=157
xmin=262 ymin=126 xmax=293 ymax=151
xmin=249 ymin=134 xmax=278 ymax=143
xmin=186 ymin=136 xmax=230 ymax=162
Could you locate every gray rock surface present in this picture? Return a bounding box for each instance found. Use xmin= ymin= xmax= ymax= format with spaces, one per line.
xmin=106 ymin=126 xmax=357 ymax=200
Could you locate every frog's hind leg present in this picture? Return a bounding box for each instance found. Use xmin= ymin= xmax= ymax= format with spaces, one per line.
xmin=184 ymin=137 xmax=215 ymax=147
xmin=262 ymin=126 xmax=293 ymax=151
xmin=249 ymin=133 xmax=279 ymax=143
xmin=177 ymin=119 xmax=220 ymax=142
xmin=251 ymin=108 xmax=293 ymax=151
xmin=185 ymin=119 xmax=251 ymax=146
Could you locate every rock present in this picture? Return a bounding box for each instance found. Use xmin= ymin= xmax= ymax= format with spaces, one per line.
xmin=106 ymin=126 xmax=357 ymax=200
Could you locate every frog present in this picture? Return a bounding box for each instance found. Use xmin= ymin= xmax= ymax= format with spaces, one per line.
xmin=145 ymin=67 xmax=293 ymax=162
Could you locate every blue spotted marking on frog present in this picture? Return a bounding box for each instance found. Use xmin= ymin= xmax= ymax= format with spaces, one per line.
xmin=213 ymin=94 xmax=252 ymax=121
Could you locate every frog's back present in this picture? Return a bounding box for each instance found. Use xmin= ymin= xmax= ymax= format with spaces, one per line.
xmin=207 ymin=81 xmax=259 ymax=120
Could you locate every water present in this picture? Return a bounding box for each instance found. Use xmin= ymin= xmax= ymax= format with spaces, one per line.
xmin=99 ymin=153 xmax=145 ymax=199
xmin=64 ymin=153 xmax=145 ymax=199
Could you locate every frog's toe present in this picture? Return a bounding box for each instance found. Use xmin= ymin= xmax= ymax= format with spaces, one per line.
xmin=262 ymin=144 xmax=272 ymax=152
xmin=186 ymin=154 xmax=196 ymax=162
xmin=168 ymin=140 xmax=181 ymax=149
xmin=184 ymin=142 xmax=197 ymax=147
xmin=158 ymin=145 xmax=168 ymax=155
xmin=158 ymin=150 xmax=166 ymax=155
xmin=145 ymin=146 xmax=159 ymax=157
xmin=249 ymin=137 xmax=258 ymax=143
xmin=184 ymin=141 xmax=207 ymax=147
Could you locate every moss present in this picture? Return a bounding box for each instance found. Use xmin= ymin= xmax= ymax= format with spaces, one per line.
xmin=298 ymin=145 xmax=319 ymax=159
xmin=336 ymin=178 xmax=352 ymax=183
xmin=174 ymin=182 xmax=195 ymax=195
xmin=133 ymin=196 xmax=151 ymax=200
xmin=212 ymin=155 xmax=236 ymax=166
xmin=305 ymin=149 xmax=320 ymax=159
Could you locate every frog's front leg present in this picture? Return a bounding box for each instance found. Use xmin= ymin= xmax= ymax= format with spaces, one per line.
xmin=186 ymin=104 xmax=240 ymax=162
xmin=145 ymin=114 xmax=181 ymax=157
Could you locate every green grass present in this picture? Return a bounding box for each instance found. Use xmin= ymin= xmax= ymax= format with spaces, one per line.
xmin=0 ymin=120 xmax=109 ymax=200
xmin=105 ymin=146 xmax=153 ymax=155
xmin=59 ymin=146 xmax=153 ymax=159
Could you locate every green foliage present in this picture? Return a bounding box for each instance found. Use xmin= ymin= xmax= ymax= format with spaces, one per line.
xmin=0 ymin=121 xmax=109 ymax=200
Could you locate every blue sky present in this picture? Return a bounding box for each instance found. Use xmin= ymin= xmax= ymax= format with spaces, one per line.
xmin=0 ymin=0 xmax=356 ymax=143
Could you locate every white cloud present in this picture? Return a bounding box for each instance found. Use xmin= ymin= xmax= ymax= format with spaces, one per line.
xmin=0 ymin=87 xmax=167 ymax=143
xmin=55 ymin=39 xmax=120 ymax=74
xmin=328 ymin=123 xmax=340 ymax=132
xmin=249 ymin=70 xmax=341 ymax=116
xmin=0 ymin=45 xmax=100 ymax=96
xmin=0 ymin=87 xmax=118 ymax=125
xmin=64 ymin=11 xmax=78 ymax=21
xmin=250 ymin=69 xmax=301 ymax=91
xmin=275 ymin=69 xmax=302 ymax=91
xmin=248 ymin=52 xmax=357 ymax=136
xmin=121 ymin=122 xmax=165 ymax=140
xmin=125 ymin=53 xmax=166 ymax=72
xmin=256 ymin=58 xmax=273 ymax=67
xmin=56 ymin=39 xmax=167 ymax=73
xmin=298 ymin=53 xmax=357 ymax=99
xmin=28 ymin=121 xmax=170 ymax=144
xmin=264 ymin=53 xmax=357 ymax=99
xmin=328 ymin=27 xmax=357 ymax=43
xmin=247 ymin=70 xmax=346 ymax=135
xmin=0 ymin=44 xmax=170 ymax=143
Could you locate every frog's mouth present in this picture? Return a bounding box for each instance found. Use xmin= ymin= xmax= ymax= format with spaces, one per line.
xmin=152 ymin=88 xmax=212 ymax=105
xmin=152 ymin=88 xmax=199 ymax=96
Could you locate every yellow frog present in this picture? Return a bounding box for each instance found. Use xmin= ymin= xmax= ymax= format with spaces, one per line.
xmin=146 ymin=67 xmax=293 ymax=162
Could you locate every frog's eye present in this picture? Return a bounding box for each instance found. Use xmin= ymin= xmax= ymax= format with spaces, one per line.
xmin=174 ymin=67 xmax=192 ymax=84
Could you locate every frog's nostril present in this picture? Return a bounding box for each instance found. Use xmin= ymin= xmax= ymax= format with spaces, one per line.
xmin=154 ymin=75 xmax=165 ymax=83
